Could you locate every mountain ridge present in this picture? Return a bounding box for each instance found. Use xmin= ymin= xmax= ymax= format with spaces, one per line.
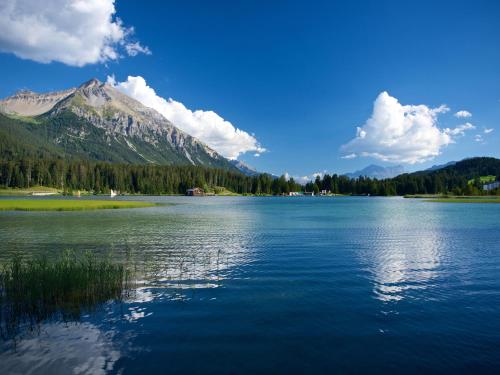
xmin=0 ymin=79 xmax=238 ymax=171
xmin=344 ymin=164 xmax=405 ymax=179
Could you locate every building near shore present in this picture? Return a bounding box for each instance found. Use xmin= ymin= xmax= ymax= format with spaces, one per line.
xmin=186 ymin=187 xmax=205 ymax=196
xmin=483 ymin=181 xmax=500 ymax=191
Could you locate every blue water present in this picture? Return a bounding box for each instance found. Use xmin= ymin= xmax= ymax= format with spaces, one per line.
xmin=1 ymin=196 xmax=500 ymax=374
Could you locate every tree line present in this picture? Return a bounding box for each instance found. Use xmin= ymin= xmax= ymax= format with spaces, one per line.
xmin=0 ymin=156 xmax=498 ymax=196
xmin=306 ymin=157 xmax=500 ymax=196
xmin=0 ymin=157 xmax=301 ymax=195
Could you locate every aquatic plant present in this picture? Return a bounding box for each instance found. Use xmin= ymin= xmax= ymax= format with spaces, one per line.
xmin=0 ymin=250 xmax=132 ymax=340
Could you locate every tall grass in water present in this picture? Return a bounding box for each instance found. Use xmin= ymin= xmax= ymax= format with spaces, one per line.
xmin=0 ymin=250 xmax=132 ymax=340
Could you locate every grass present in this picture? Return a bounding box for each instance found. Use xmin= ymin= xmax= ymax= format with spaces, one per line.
xmin=0 ymin=199 xmax=157 ymax=211
xmin=0 ymin=186 xmax=60 ymax=196
xmin=427 ymin=198 xmax=500 ymax=203
xmin=404 ymin=194 xmax=444 ymax=199
xmin=468 ymin=175 xmax=497 ymax=185
xmin=5 ymin=113 xmax=41 ymax=125
xmin=0 ymin=250 xmax=133 ymax=340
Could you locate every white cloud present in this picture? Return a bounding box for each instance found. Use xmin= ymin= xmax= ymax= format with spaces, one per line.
xmin=285 ymin=171 xmax=323 ymax=184
xmin=295 ymin=176 xmax=311 ymax=184
xmin=0 ymin=0 xmax=149 ymax=67
xmin=125 ymin=42 xmax=151 ymax=57
xmin=444 ymin=122 xmax=475 ymax=136
xmin=454 ymin=110 xmax=472 ymax=118
xmin=341 ymin=153 xmax=357 ymax=159
xmin=341 ymin=92 xmax=473 ymax=164
xmin=484 ymin=128 xmax=494 ymax=134
xmin=108 ymin=75 xmax=265 ymax=160
xmin=475 ymin=134 xmax=484 ymax=143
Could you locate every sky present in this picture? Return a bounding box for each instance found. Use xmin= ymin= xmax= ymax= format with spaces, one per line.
xmin=0 ymin=0 xmax=499 ymax=179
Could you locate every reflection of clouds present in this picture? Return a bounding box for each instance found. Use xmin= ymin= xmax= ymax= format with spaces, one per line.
xmin=0 ymin=198 xmax=261 ymax=372
xmin=365 ymin=201 xmax=445 ymax=302
xmin=0 ymin=322 xmax=120 ymax=375
xmin=124 ymin=306 xmax=152 ymax=323
xmin=371 ymin=233 xmax=442 ymax=302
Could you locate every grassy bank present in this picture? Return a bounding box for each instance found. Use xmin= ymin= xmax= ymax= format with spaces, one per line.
xmin=0 ymin=199 xmax=157 ymax=211
xmin=426 ymin=198 xmax=500 ymax=203
xmin=0 ymin=186 xmax=61 ymax=196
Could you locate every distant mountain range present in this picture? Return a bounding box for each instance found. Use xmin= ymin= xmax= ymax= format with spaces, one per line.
xmin=230 ymin=160 xmax=260 ymax=176
xmin=0 ymin=78 xmax=238 ymax=171
xmin=425 ymin=161 xmax=457 ymax=171
xmin=344 ymin=164 xmax=405 ymax=179
xmin=409 ymin=157 xmax=500 ymax=181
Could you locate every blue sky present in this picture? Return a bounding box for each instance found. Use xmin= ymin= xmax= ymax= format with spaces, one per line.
xmin=1 ymin=0 xmax=499 ymax=177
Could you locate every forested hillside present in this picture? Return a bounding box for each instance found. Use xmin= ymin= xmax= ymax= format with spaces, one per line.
xmin=307 ymin=157 xmax=500 ymax=196
xmin=0 ymin=157 xmax=302 ymax=195
xmin=0 ymin=79 xmax=239 ymax=171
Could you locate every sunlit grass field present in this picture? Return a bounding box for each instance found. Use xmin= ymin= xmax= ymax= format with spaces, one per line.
xmin=0 ymin=199 xmax=157 ymax=211
xmin=427 ymin=198 xmax=500 ymax=203
xmin=0 ymin=186 xmax=60 ymax=196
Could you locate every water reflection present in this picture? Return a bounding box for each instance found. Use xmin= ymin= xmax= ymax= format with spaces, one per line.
xmin=364 ymin=201 xmax=446 ymax=302
xmin=0 ymin=197 xmax=259 ymax=374
xmin=0 ymin=321 xmax=121 ymax=375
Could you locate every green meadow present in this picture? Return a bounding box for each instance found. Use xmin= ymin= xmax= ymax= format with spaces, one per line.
xmin=0 ymin=199 xmax=157 ymax=211
xmin=0 ymin=186 xmax=60 ymax=196
xmin=467 ymin=175 xmax=497 ymax=185
xmin=426 ymin=198 xmax=500 ymax=203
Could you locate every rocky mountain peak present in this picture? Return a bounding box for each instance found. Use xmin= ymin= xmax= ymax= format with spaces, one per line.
xmin=0 ymin=78 xmax=236 ymax=170
xmin=79 ymin=78 xmax=102 ymax=89
xmin=13 ymin=89 xmax=37 ymax=97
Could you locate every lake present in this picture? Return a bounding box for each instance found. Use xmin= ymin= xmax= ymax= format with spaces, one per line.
xmin=1 ymin=196 xmax=500 ymax=374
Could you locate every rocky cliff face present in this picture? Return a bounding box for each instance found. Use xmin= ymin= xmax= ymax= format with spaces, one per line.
xmin=0 ymin=79 xmax=236 ymax=169
xmin=0 ymin=88 xmax=75 ymax=116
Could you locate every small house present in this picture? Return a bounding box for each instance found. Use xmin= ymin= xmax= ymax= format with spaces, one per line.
xmin=303 ymin=191 xmax=315 ymax=196
xmin=483 ymin=181 xmax=500 ymax=191
xmin=186 ymin=187 xmax=204 ymax=196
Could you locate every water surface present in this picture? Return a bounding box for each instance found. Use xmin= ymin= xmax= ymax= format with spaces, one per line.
xmin=1 ymin=196 xmax=499 ymax=374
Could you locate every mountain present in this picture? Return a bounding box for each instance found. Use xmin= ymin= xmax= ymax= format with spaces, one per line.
xmin=425 ymin=161 xmax=457 ymax=172
xmin=410 ymin=157 xmax=500 ymax=179
xmin=344 ymin=164 xmax=405 ymax=179
xmin=230 ymin=159 xmax=259 ymax=176
xmin=0 ymin=79 xmax=238 ymax=170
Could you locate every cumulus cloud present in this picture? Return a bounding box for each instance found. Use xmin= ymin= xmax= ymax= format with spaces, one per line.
xmin=444 ymin=122 xmax=475 ymax=136
xmin=484 ymin=128 xmax=494 ymax=134
xmin=0 ymin=0 xmax=149 ymax=66
xmin=454 ymin=110 xmax=472 ymax=118
xmin=341 ymin=153 xmax=357 ymax=159
xmin=285 ymin=171 xmax=324 ymax=184
xmin=341 ymin=92 xmax=474 ymax=164
xmin=108 ymin=75 xmax=265 ymax=160
xmin=474 ymin=134 xmax=484 ymax=143
xmin=125 ymin=42 xmax=151 ymax=57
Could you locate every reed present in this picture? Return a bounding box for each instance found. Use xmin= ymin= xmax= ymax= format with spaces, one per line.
xmin=0 ymin=250 xmax=132 ymax=340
